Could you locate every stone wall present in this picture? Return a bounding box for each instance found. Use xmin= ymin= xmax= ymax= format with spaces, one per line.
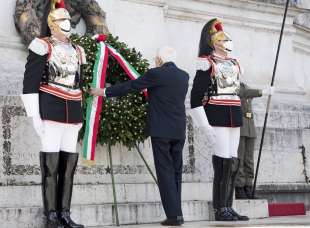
xmin=1 ymin=0 xmax=310 ymax=96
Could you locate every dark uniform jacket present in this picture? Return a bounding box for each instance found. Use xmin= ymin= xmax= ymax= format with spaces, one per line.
xmin=239 ymin=83 xmax=262 ymax=138
xmin=23 ymin=38 xmax=86 ymax=124
xmin=190 ymin=67 xmax=242 ymax=127
xmin=106 ymin=62 xmax=189 ymax=139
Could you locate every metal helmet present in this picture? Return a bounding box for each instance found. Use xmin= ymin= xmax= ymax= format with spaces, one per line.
xmin=47 ymin=0 xmax=71 ymax=37
xmin=211 ymin=31 xmax=233 ymax=53
xmin=208 ymin=19 xmax=233 ymax=54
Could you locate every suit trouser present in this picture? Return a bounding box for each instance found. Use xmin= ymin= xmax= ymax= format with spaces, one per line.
xmin=151 ymin=137 xmax=185 ymax=218
xmin=236 ymin=136 xmax=255 ymax=187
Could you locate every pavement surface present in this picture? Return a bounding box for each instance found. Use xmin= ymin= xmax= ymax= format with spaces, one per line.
xmin=94 ymin=212 xmax=310 ymax=227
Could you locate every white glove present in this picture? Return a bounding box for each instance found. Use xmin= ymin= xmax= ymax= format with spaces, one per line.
xmin=21 ymin=93 xmax=44 ymax=138
xmin=190 ymin=106 xmax=212 ymax=131
xmin=262 ymin=86 xmax=275 ymax=96
xmin=190 ymin=106 xmax=216 ymax=147
xmin=21 ymin=93 xmax=40 ymax=117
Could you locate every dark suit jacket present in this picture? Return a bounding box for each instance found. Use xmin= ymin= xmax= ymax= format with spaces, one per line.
xmin=105 ymin=62 xmax=189 ymax=139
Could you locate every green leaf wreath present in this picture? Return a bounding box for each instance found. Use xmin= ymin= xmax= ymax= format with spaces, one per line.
xmin=71 ymin=34 xmax=149 ymax=148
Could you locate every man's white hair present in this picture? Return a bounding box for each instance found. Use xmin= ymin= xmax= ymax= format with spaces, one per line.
xmin=157 ymin=46 xmax=177 ymax=63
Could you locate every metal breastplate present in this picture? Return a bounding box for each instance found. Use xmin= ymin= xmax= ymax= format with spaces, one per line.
xmin=213 ymin=58 xmax=240 ymax=95
xmin=47 ymin=40 xmax=80 ymax=91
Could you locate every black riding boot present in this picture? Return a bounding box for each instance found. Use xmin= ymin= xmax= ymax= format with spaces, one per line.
xmin=40 ymin=152 xmax=64 ymax=228
xmin=57 ymin=151 xmax=84 ymax=228
xmin=227 ymin=158 xmax=249 ymax=221
xmin=212 ymin=155 xmax=237 ymax=221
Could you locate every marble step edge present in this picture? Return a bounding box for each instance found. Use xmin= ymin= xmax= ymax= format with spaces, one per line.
xmin=0 ymin=182 xmax=212 ymax=207
xmin=0 ymin=200 xmax=269 ymax=228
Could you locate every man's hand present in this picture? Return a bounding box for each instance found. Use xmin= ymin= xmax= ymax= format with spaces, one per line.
xmin=89 ymin=88 xmax=105 ymax=96
xmin=32 ymin=117 xmax=44 ymax=138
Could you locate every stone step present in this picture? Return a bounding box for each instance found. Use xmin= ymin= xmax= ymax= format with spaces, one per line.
xmin=0 ymin=200 xmax=269 ymax=228
xmin=0 ymin=182 xmax=212 ymax=207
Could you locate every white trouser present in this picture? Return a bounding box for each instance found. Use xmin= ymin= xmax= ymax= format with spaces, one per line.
xmin=40 ymin=121 xmax=82 ymax=153
xmin=212 ymin=126 xmax=240 ymax=158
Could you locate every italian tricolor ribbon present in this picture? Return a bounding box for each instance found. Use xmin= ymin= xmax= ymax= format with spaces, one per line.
xmin=83 ymin=35 xmax=147 ymax=161
xmin=108 ymin=45 xmax=147 ymax=97
xmin=83 ymin=41 xmax=108 ymax=161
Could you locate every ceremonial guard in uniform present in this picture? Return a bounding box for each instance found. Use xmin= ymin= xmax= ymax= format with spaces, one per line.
xmin=21 ymin=1 xmax=86 ymax=227
xmin=236 ymin=82 xmax=273 ymax=199
xmin=190 ymin=18 xmax=249 ymax=221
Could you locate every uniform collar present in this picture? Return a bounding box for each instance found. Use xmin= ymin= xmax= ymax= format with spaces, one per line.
xmin=50 ymin=36 xmax=70 ymax=45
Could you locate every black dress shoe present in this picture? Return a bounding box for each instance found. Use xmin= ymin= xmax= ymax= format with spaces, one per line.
xmin=235 ymin=187 xmax=248 ymax=199
xmin=161 ymin=216 xmax=184 ymax=226
xmin=215 ymin=207 xmax=238 ymax=221
xmin=227 ymin=207 xmax=249 ymax=221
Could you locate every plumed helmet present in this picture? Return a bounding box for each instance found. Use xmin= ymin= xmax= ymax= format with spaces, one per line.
xmin=199 ymin=18 xmax=232 ymax=56
xmin=47 ymin=0 xmax=71 ymax=37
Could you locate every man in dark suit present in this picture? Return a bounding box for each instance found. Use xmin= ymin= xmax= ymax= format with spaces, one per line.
xmin=90 ymin=46 xmax=189 ymax=226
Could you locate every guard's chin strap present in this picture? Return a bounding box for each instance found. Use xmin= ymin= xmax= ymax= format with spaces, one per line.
xmin=61 ymin=28 xmax=71 ymax=32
